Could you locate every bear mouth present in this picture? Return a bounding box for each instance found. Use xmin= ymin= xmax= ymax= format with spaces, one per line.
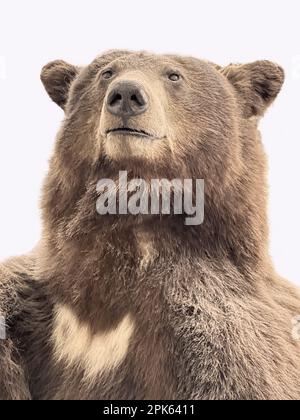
xmin=106 ymin=127 xmax=155 ymax=139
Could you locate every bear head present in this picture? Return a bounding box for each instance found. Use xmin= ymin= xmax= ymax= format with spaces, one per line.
xmin=40 ymin=50 xmax=284 ymax=266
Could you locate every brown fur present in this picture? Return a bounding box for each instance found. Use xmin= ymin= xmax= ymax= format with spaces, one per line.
xmin=0 ymin=50 xmax=300 ymax=400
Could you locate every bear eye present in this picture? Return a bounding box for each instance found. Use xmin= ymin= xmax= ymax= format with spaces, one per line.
xmin=168 ymin=73 xmax=181 ymax=82
xmin=102 ymin=69 xmax=114 ymax=80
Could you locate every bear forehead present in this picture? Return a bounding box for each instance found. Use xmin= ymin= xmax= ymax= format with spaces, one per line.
xmin=90 ymin=49 xmax=216 ymax=73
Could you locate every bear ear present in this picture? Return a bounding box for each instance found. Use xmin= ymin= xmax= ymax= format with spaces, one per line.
xmin=41 ymin=60 xmax=80 ymax=110
xmin=220 ymin=61 xmax=285 ymax=118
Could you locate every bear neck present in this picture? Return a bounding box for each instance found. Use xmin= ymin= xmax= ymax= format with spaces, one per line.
xmin=38 ymin=151 xmax=270 ymax=325
xmin=40 ymin=155 xmax=269 ymax=269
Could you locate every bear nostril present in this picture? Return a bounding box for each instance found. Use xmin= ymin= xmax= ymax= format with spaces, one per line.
xmin=110 ymin=93 xmax=122 ymax=107
xmin=131 ymin=93 xmax=145 ymax=107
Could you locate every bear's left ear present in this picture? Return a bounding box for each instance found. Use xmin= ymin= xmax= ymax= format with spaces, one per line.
xmin=41 ymin=60 xmax=80 ymax=110
xmin=220 ymin=60 xmax=285 ymax=118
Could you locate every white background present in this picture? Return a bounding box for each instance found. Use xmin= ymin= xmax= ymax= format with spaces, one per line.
xmin=0 ymin=0 xmax=299 ymax=285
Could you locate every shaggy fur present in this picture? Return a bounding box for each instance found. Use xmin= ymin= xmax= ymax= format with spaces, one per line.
xmin=0 ymin=50 xmax=300 ymax=400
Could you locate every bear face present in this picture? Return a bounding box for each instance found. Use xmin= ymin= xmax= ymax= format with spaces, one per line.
xmin=40 ymin=50 xmax=284 ymax=266
xmin=97 ymin=53 xmax=239 ymax=182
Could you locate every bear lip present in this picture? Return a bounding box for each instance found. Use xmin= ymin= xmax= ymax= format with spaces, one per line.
xmin=106 ymin=127 xmax=156 ymax=139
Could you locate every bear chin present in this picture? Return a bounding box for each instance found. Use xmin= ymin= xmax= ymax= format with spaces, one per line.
xmin=103 ymin=133 xmax=167 ymax=163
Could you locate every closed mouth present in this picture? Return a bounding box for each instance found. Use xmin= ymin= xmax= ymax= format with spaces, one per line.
xmin=106 ymin=127 xmax=155 ymax=139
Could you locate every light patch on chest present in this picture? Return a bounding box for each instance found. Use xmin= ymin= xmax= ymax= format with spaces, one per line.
xmin=52 ymin=304 xmax=134 ymax=382
xmin=135 ymin=229 xmax=158 ymax=269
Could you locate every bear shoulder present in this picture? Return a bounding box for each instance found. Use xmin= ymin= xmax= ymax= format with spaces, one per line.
xmin=0 ymin=255 xmax=35 ymax=400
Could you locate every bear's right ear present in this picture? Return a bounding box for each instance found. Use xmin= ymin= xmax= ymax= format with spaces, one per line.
xmin=41 ymin=60 xmax=80 ymax=110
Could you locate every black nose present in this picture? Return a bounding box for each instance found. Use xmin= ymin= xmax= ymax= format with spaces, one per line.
xmin=106 ymin=81 xmax=149 ymax=118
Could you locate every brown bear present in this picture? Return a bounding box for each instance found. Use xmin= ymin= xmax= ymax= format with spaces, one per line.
xmin=0 ymin=50 xmax=300 ymax=400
